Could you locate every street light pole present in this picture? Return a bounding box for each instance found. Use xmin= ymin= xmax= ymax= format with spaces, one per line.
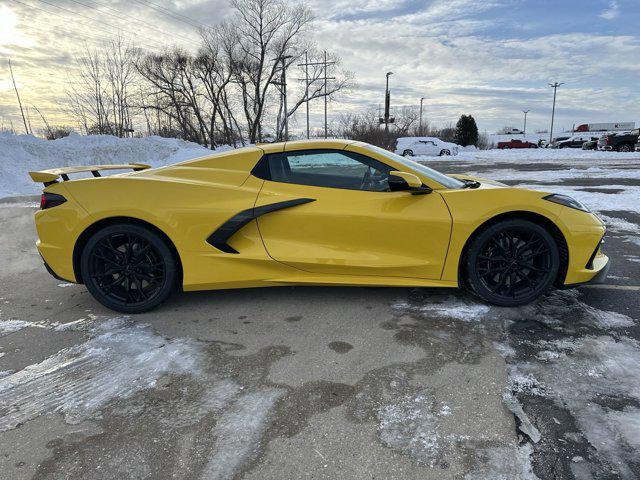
xmin=548 ymin=82 xmax=564 ymax=144
xmin=522 ymin=110 xmax=530 ymax=137
xmin=384 ymin=71 xmax=393 ymax=134
xmin=419 ymin=97 xmax=426 ymax=135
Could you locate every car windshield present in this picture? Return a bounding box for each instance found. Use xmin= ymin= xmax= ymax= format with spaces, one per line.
xmin=364 ymin=145 xmax=465 ymax=189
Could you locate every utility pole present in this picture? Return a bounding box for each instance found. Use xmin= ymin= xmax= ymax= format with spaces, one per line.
xmin=304 ymin=51 xmax=309 ymax=139
xmin=522 ymin=110 xmax=530 ymax=137
xmin=8 ymin=60 xmax=30 ymax=135
xmin=297 ymin=52 xmax=336 ymax=139
xmin=383 ymin=72 xmax=393 ymax=134
xmin=419 ymin=97 xmax=426 ymax=135
xmin=323 ymin=51 xmax=328 ymax=138
xmin=548 ymin=82 xmax=563 ymax=144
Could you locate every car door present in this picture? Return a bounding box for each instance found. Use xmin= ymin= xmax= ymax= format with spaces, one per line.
xmin=254 ymin=148 xmax=452 ymax=280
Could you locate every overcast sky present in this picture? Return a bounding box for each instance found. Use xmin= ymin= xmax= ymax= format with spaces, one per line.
xmin=1 ymin=0 xmax=639 ymax=136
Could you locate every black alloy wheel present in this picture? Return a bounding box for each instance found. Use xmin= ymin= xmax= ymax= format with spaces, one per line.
xmin=402 ymin=149 xmax=414 ymax=157
xmin=81 ymin=224 xmax=177 ymax=313
xmin=466 ymin=220 xmax=559 ymax=306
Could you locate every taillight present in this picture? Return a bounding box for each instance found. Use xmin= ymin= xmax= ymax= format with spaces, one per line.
xmin=40 ymin=192 xmax=67 ymax=210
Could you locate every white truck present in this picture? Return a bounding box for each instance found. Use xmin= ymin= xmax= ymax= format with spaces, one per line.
xmin=574 ymin=122 xmax=635 ymax=133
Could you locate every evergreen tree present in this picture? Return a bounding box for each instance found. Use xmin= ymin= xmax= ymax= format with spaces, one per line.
xmin=455 ymin=114 xmax=479 ymax=146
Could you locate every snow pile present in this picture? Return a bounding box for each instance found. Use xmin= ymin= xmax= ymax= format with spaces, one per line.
xmin=0 ymin=132 xmax=213 ymax=199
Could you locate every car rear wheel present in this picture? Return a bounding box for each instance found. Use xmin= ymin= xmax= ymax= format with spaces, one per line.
xmin=439 ymin=149 xmax=451 ymax=156
xmin=81 ymin=224 xmax=178 ymax=313
xmin=465 ymin=219 xmax=559 ymax=306
xmin=501 ymin=146 xmax=509 ymax=149
xmin=618 ymin=144 xmax=631 ymax=152
xmin=402 ymin=149 xmax=414 ymax=157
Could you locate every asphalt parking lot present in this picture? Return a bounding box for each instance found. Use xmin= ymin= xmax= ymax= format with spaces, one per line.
xmin=0 ymin=152 xmax=639 ymax=479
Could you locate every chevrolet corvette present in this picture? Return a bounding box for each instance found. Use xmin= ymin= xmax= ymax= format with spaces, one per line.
xmin=29 ymin=139 xmax=609 ymax=313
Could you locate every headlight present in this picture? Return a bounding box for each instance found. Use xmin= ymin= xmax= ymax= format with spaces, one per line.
xmin=543 ymin=194 xmax=590 ymax=212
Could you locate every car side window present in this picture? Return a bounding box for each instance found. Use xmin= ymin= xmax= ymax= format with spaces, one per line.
xmin=264 ymin=149 xmax=392 ymax=192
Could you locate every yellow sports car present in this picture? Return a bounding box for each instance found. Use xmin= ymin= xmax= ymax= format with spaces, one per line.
xmin=29 ymin=139 xmax=609 ymax=313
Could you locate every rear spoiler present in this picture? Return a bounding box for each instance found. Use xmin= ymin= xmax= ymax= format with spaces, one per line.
xmin=29 ymin=163 xmax=151 ymax=186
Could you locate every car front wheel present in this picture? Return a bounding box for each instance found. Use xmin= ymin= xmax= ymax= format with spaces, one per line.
xmin=402 ymin=149 xmax=414 ymax=157
xmin=465 ymin=219 xmax=559 ymax=306
xmin=81 ymin=223 xmax=178 ymax=313
xmin=439 ymin=149 xmax=451 ymax=156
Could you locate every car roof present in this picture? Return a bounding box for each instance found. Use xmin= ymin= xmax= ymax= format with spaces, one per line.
xmin=257 ymin=138 xmax=357 ymax=154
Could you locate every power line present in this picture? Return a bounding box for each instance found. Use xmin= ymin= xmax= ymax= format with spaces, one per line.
xmin=31 ymin=0 xmax=177 ymax=50
xmin=130 ymin=0 xmax=208 ymax=30
xmin=70 ymin=0 xmax=202 ymax=48
xmin=12 ymin=0 xmax=162 ymax=50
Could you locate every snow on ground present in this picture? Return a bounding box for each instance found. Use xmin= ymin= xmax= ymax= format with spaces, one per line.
xmin=0 ymin=314 xmax=286 ymax=478
xmin=394 ymin=289 xmax=640 ymax=477
xmin=419 ymin=147 xmax=640 ymax=163
xmin=0 ymin=316 xmax=206 ymax=430
xmin=0 ymin=132 xmax=213 ymax=198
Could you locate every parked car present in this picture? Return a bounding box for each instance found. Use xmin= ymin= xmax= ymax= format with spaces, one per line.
xmin=582 ymin=138 xmax=600 ymax=150
xmin=497 ymin=139 xmax=538 ymax=149
xmin=501 ymin=128 xmax=524 ymax=135
xmin=555 ymin=135 xmax=598 ymax=149
xmin=395 ymin=137 xmax=459 ymax=157
xmin=598 ymin=129 xmax=640 ymax=152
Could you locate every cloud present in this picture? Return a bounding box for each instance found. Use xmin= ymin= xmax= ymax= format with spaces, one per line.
xmin=599 ymin=1 xmax=620 ymax=20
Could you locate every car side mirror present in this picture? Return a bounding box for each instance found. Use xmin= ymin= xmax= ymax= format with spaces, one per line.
xmin=388 ymin=171 xmax=432 ymax=195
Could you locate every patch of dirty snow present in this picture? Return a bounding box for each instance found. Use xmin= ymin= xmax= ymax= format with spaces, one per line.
xmin=0 ymin=317 xmax=206 ymax=431
xmin=202 ymin=388 xmax=285 ymax=480
xmin=517 ymin=183 xmax=640 ymax=214
xmin=502 ymin=393 xmax=541 ymax=443
xmin=506 ymin=368 xmax=547 ymax=396
xmin=0 ymin=319 xmax=51 ymax=336
xmin=621 ymin=235 xmax=640 ymax=247
xmin=599 ymin=215 xmax=640 ymax=234
xmin=438 ymin=404 xmax=452 ymax=416
xmin=393 ymin=297 xmax=490 ymax=322
xmin=376 ymin=391 xmax=440 ymax=466
xmin=493 ymin=342 xmax=516 ymax=359
xmin=511 ymin=335 xmax=640 ymax=477
xmin=0 ymin=371 xmax=12 ymax=378
xmin=466 ymin=443 xmax=539 ymax=480
xmin=53 ymin=318 xmax=89 ymax=331
xmin=57 ymin=282 xmax=75 ymax=288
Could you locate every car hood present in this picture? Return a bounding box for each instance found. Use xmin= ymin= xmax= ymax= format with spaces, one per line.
xmin=448 ymin=173 xmax=508 ymax=187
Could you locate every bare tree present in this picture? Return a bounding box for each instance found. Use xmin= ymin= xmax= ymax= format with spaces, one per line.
xmin=67 ymin=37 xmax=139 ymax=137
xmin=225 ymin=0 xmax=313 ymax=143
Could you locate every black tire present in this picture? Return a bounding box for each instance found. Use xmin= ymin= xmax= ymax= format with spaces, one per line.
xmin=465 ymin=219 xmax=559 ymax=306
xmin=502 ymin=146 xmax=509 ymax=149
xmin=80 ymin=223 xmax=178 ymax=313
xmin=618 ymin=144 xmax=631 ymax=152
xmin=402 ymin=149 xmax=414 ymax=157
xmin=439 ymin=149 xmax=451 ymax=156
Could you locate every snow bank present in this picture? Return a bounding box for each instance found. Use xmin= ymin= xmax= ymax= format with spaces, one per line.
xmin=415 ymin=147 xmax=640 ymax=163
xmin=0 ymin=132 xmax=213 ymax=199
